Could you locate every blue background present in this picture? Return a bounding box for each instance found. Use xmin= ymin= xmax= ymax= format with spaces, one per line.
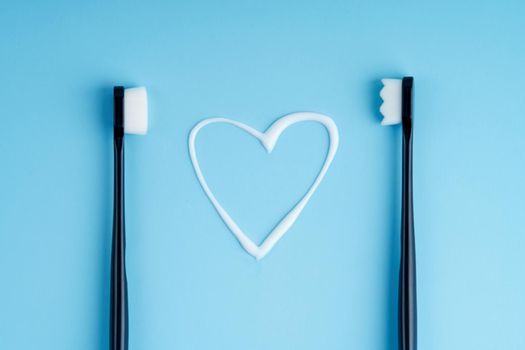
xmin=0 ymin=0 xmax=524 ymax=349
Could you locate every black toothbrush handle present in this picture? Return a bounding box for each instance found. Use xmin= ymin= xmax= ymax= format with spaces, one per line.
xmin=399 ymin=77 xmax=417 ymax=350
xmin=111 ymin=86 xmax=128 ymax=350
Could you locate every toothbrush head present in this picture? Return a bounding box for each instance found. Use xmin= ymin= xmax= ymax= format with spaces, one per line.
xmin=379 ymin=79 xmax=402 ymax=125
xmin=379 ymin=77 xmax=413 ymax=126
xmin=124 ymin=87 xmax=148 ymax=135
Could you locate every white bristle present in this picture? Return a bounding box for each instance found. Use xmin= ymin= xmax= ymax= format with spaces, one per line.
xmin=379 ymin=79 xmax=402 ymax=125
xmin=124 ymin=87 xmax=148 ymax=134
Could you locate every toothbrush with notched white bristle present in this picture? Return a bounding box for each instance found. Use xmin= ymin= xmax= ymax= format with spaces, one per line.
xmin=111 ymin=86 xmax=148 ymax=350
xmin=380 ymin=77 xmax=417 ymax=350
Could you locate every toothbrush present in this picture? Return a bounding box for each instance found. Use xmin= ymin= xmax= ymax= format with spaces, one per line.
xmin=111 ymin=86 xmax=148 ymax=350
xmin=380 ymin=77 xmax=417 ymax=350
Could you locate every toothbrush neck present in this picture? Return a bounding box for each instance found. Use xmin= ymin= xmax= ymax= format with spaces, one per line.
xmin=403 ymin=118 xmax=413 ymax=141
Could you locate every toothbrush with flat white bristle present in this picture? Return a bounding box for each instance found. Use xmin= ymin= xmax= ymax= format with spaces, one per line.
xmin=380 ymin=77 xmax=417 ymax=350
xmin=111 ymin=86 xmax=148 ymax=350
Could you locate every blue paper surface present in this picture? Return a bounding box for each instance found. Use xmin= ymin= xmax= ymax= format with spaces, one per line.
xmin=0 ymin=1 xmax=524 ymax=349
